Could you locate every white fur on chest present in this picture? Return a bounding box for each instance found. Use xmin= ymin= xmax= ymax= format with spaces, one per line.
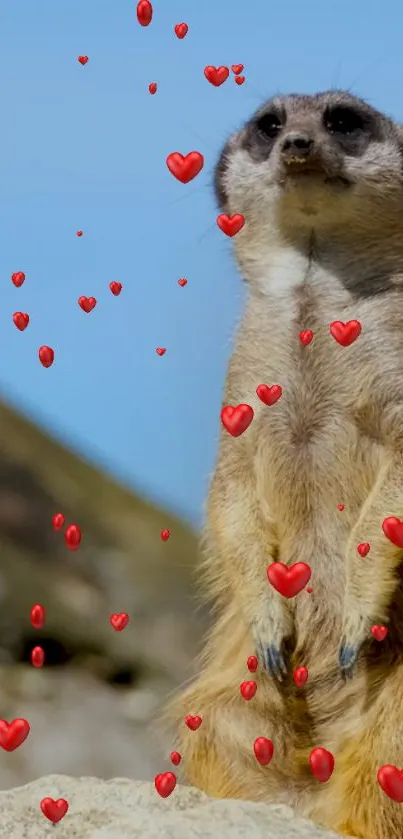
xmin=255 ymin=245 xmax=339 ymax=305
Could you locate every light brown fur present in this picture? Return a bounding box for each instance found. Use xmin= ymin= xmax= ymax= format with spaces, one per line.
xmin=165 ymin=91 xmax=403 ymax=837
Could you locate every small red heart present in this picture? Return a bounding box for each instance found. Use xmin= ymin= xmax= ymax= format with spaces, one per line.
xmin=148 ymin=82 xmax=157 ymax=95
xmin=377 ymin=765 xmax=403 ymax=802
xmin=253 ymin=737 xmax=274 ymax=765
xmin=357 ymin=542 xmax=370 ymax=557
xmin=235 ymin=75 xmax=245 ymax=85
xmin=240 ymin=680 xmax=257 ymax=700
xmin=216 ymin=213 xmax=245 ymax=237
xmin=13 ymin=312 xmax=29 ymax=331
xmin=156 ymin=347 xmax=166 ymax=356
xmin=109 ymin=281 xmax=122 ymax=295
xmin=306 ymin=586 xmax=313 ymax=594
xmin=11 ymin=271 xmax=25 ymax=287
xmin=299 ymin=329 xmax=314 ymax=346
xmin=231 ymin=64 xmax=244 ymax=74
xmin=371 ymin=625 xmax=388 ymax=641
xmin=293 ymin=666 xmax=309 ymax=687
xmin=31 ymin=646 xmax=45 ymax=668
xmin=137 ymin=0 xmax=153 ymax=27
xmin=174 ymin=23 xmax=188 ymax=39
xmin=30 ymin=604 xmax=46 ymax=629
xmin=40 ymin=798 xmax=69 ymax=823
xmin=309 ymin=747 xmax=335 ymax=782
xmin=161 ymin=529 xmax=170 ymax=541
xmin=256 ymin=384 xmax=282 ymax=406
xmin=155 ymin=772 xmax=176 ymax=798
xmin=178 ymin=278 xmax=187 ymax=287
xmin=166 ymin=151 xmax=204 ymax=184
xmin=221 ymin=404 xmax=254 ymax=437
xmin=65 ymin=524 xmax=81 ymax=550
xmin=0 ymin=719 xmax=30 ymax=751
xmin=76 ymin=230 xmax=83 ymax=237
xmin=247 ymin=655 xmax=258 ymax=672
xmin=170 ymin=751 xmax=181 ymax=766
xmin=78 ymin=296 xmax=96 ymax=313
xmin=204 ymin=66 xmax=229 ymax=87
xmin=330 ymin=320 xmax=362 ymax=346
xmin=267 ymin=562 xmax=311 ymax=598
xmin=110 ymin=613 xmax=129 ymax=631
xmin=52 ymin=513 xmax=65 ymax=530
xmin=78 ymin=56 xmax=88 ymax=65
xmin=382 ymin=516 xmax=403 ymax=548
xmin=39 ymin=346 xmax=54 ymax=368
xmin=185 ymin=715 xmax=202 ymax=730
xmin=337 ymin=503 xmax=345 ymax=511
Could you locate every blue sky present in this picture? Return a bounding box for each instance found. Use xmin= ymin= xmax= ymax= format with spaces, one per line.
xmin=0 ymin=0 xmax=401 ymax=527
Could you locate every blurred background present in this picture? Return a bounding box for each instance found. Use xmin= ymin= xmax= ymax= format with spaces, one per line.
xmin=0 ymin=0 xmax=401 ymax=789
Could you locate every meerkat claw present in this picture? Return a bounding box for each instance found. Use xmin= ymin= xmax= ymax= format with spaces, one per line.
xmin=338 ymin=642 xmax=359 ymax=679
xmin=261 ymin=644 xmax=288 ymax=681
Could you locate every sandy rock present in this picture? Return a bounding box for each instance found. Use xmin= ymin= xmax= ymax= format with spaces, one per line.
xmin=0 ymin=774 xmax=345 ymax=838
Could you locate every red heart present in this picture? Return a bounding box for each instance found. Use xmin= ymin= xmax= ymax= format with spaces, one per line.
xmin=166 ymin=151 xmax=204 ymax=184
xmin=204 ymin=66 xmax=229 ymax=87
xmin=293 ymin=666 xmax=309 ymax=687
xmin=148 ymin=82 xmax=157 ymax=95
xmin=11 ymin=271 xmax=25 ymax=287
xmin=52 ymin=513 xmax=65 ymax=530
xmin=221 ymin=404 xmax=254 ymax=437
xmin=267 ymin=562 xmax=311 ymax=598
xmin=174 ymin=23 xmax=188 ymax=39
xmin=178 ymin=278 xmax=187 ymax=287
xmin=231 ymin=64 xmax=244 ymax=74
xmin=156 ymin=347 xmax=166 ymax=356
xmin=382 ymin=516 xmax=403 ymax=548
xmin=185 ymin=715 xmax=202 ymax=730
xmin=256 ymin=384 xmax=282 ymax=406
xmin=40 ymin=798 xmax=69 ymax=823
xmin=13 ymin=312 xmax=29 ymax=331
xmin=137 ymin=0 xmax=153 ymax=26
xmin=160 ymin=529 xmax=170 ymax=541
xmin=240 ymin=680 xmax=257 ymax=700
xmin=39 ymin=346 xmax=54 ymax=368
xmin=30 ymin=604 xmax=46 ymax=629
xmin=299 ymin=329 xmax=314 ymax=346
xmin=0 ymin=719 xmax=30 ymax=751
xmin=253 ymin=737 xmax=274 ymax=765
xmin=76 ymin=230 xmax=83 ymax=236
xmin=170 ymin=751 xmax=181 ymax=765
xmin=155 ymin=772 xmax=176 ymax=798
xmin=235 ymin=75 xmax=245 ymax=85
xmin=377 ymin=765 xmax=403 ymax=802
xmin=247 ymin=655 xmax=258 ymax=672
xmin=110 ymin=613 xmax=129 ymax=631
xmin=337 ymin=503 xmax=345 ymax=511
xmin=78 ymin=56 xmax=88 ymax=65
xmin=329 ymin=320 xmax=362 ymax=346
xmin=309 ymin=748 xmax=335 ymax=782
xmin=216 ymin=213 xmax=245 ymax=237
xmin=64 ymin=524 xmax=81 ymax=550
xmin=78 ymin=296 xmax=96 ymax=313
xmin=371 ymin=625 xmax=388 ymax=641
xmin=109 ymin=281 xmax=122 ymax=295
xmin=357 ymin=542 xmax=370 ymax=557
xmin=31 ymin=646 xmax=45 ymax=668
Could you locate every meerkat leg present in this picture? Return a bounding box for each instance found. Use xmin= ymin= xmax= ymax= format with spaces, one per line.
xmin=338 ymin=452 xmax=403 ymax=677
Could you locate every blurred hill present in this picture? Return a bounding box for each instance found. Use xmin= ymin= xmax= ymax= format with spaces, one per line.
xmin=0 ymin=397 xmax=206 ymax=788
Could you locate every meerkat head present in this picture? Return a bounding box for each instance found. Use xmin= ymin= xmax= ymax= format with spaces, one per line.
xmin=215 ymin=90 xmax=403 ymax=280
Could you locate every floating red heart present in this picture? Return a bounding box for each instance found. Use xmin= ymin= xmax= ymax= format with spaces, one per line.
xmin=235 ymin=75 xmax=245 ymax=85
xmin=156 ymin=347 xmax=166 ymax=356
xmin=65 ymin=524 xmax=81 ymax=550
xmin=256 ymin=384 xmax=282 ymax=406
xmin=161 ymin=529 xmax=170 ymax=541
xmin=0 ymin=719 xmax=30 ymax=751
xmin=216 ymin=213 xmax=245 ymax=237
xmin=267 ymin=562 xmax=311 ymax=598
xmin=109 ymin=281 xmax=122 ymax=295
xmin=11 ymin=271 xmax=25 ymax=287
xmin=185 ymin=715 xmax=202 ymax=730
xmin=78 ymin=296 xmax=96 ymax=313
xmin=371 ymin=625 xmax=388 ymax=642
xmin=13 ymin=312 xmax=29 ymax=331
xmin=382 ymin=516 xmax=403 ymax=548
xmin=309 ymin=747 xmax=335 ymax=782
xmin=221 ymin=404 xmax=254 ymax=437
xmin=178 ymin=278 xmax=187 ymax=287
xmin=78 ymin=56 xmax=88 ymax=65
xmin=174 ymin=23 xmax=188 ymax=39
xmin=148 ymin=82 xmax=157 ymax=95
xmin=337 ymin=504 xmax=345 ymax=511
xmin=110 ymin=613 xmax=129 ymax=631
xmin=170 ymin=751 xmax=181 ymax=765
xmin=357 ymin=542 xmax=370 ymax=557
xmin=166 ymin=151 xmax=204 ymax=184
xmin=40 ymin=798 xmax=69 ymax=824
xmin=31 ymin=646 xmax=45 ymax=668
xmin=231 ymin=64 xmax=244 ymax=74
xmin=253 ymin=737 xmax=274 ymax=765
xmin=329 ymin=320 xmax=361 ymax=346
xmin=76 ymin=230 xmax=83 ymax=237
xmin=247 ymin=655 xmax=258 ymax=672
xmin=39 ymin=346 xmax=54 ymax=368
xmin=30 ymin=604 xmax=46 ymax=629
xmin=299 ymin=329 xmax=314 ymax=346
xmin=155 ymin=772 xmax=176 ymax=798
xmin=52 ymin=513 xmax=65 ymax=530
xmin=204 ymin=66 xmax=229 ymax=87
xmin=293 ymin=666 xmax=308 ymax=687
xmin=240 ymin=680 xmax=257 ymax=700
xmin=137 ymin=0 xmax=153 ymax=26
xmin=377 ymin=765 xmax=403 ymax=802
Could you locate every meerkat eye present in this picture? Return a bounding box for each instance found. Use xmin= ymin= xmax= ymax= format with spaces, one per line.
xmin=324 ymin=106 xmax=365 ymax=135
xmin=255 ymin=113 xmax=283 ymax=139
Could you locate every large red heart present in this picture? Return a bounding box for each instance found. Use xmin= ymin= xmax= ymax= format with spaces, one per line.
xmin=377 ymin=765 xmax=403 ymax=802
xmin=221 ymin=404 xmax=254 ymax=437
xmin=256 ymin=384 xmax=282 ymax=406
xmin=0 ymin=719 xmax=30 ymax=751
xmin=329 ymin=320 xmax=361 ymax=346
xmin=155 ymin=772 xmax=176 ymax=798
xmin=309 ymin=748 xmax=335 ymax=782
xmin=185 ymin=715 xmax=202 ymax=730
xmin=216 ymin=213 xmax=245 ymax=237
xmin=166 ymin=152 xmax=204 ymax=184
xmin=267 ymin=562 xmax=311 ymax=598
xmin=137 ymin=0 xmax=153 ymax=26
xmin=40 ymin=798 xmax=69 ymax=823
xmin=382 ymin=516 xmax=403 ymax=548
xmin=204 ymin=66 xmax=229 ymax=87
xmin=78 ymin=296 xmax=96 ymax=313
xmin=253 ymin=737 xmax=274 ymax=765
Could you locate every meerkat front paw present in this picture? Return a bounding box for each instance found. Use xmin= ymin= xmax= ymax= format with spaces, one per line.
xmin=252 ymin=600 xmax=293 ymax=682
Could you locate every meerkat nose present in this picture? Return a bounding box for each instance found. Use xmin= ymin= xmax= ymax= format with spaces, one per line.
xmin=281 ymin=132 xmax=313 ymax=162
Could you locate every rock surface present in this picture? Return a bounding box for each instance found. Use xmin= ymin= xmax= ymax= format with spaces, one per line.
xmin=0 ymin=774 xmax=345 ymax=838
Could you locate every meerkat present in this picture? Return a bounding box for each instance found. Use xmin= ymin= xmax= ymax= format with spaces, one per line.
xmin=165 ymin=90 xmax=403 ymax=838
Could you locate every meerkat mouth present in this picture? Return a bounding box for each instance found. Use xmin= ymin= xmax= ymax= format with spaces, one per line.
xmin=282 ymin=159 xmax=351 ymax=187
